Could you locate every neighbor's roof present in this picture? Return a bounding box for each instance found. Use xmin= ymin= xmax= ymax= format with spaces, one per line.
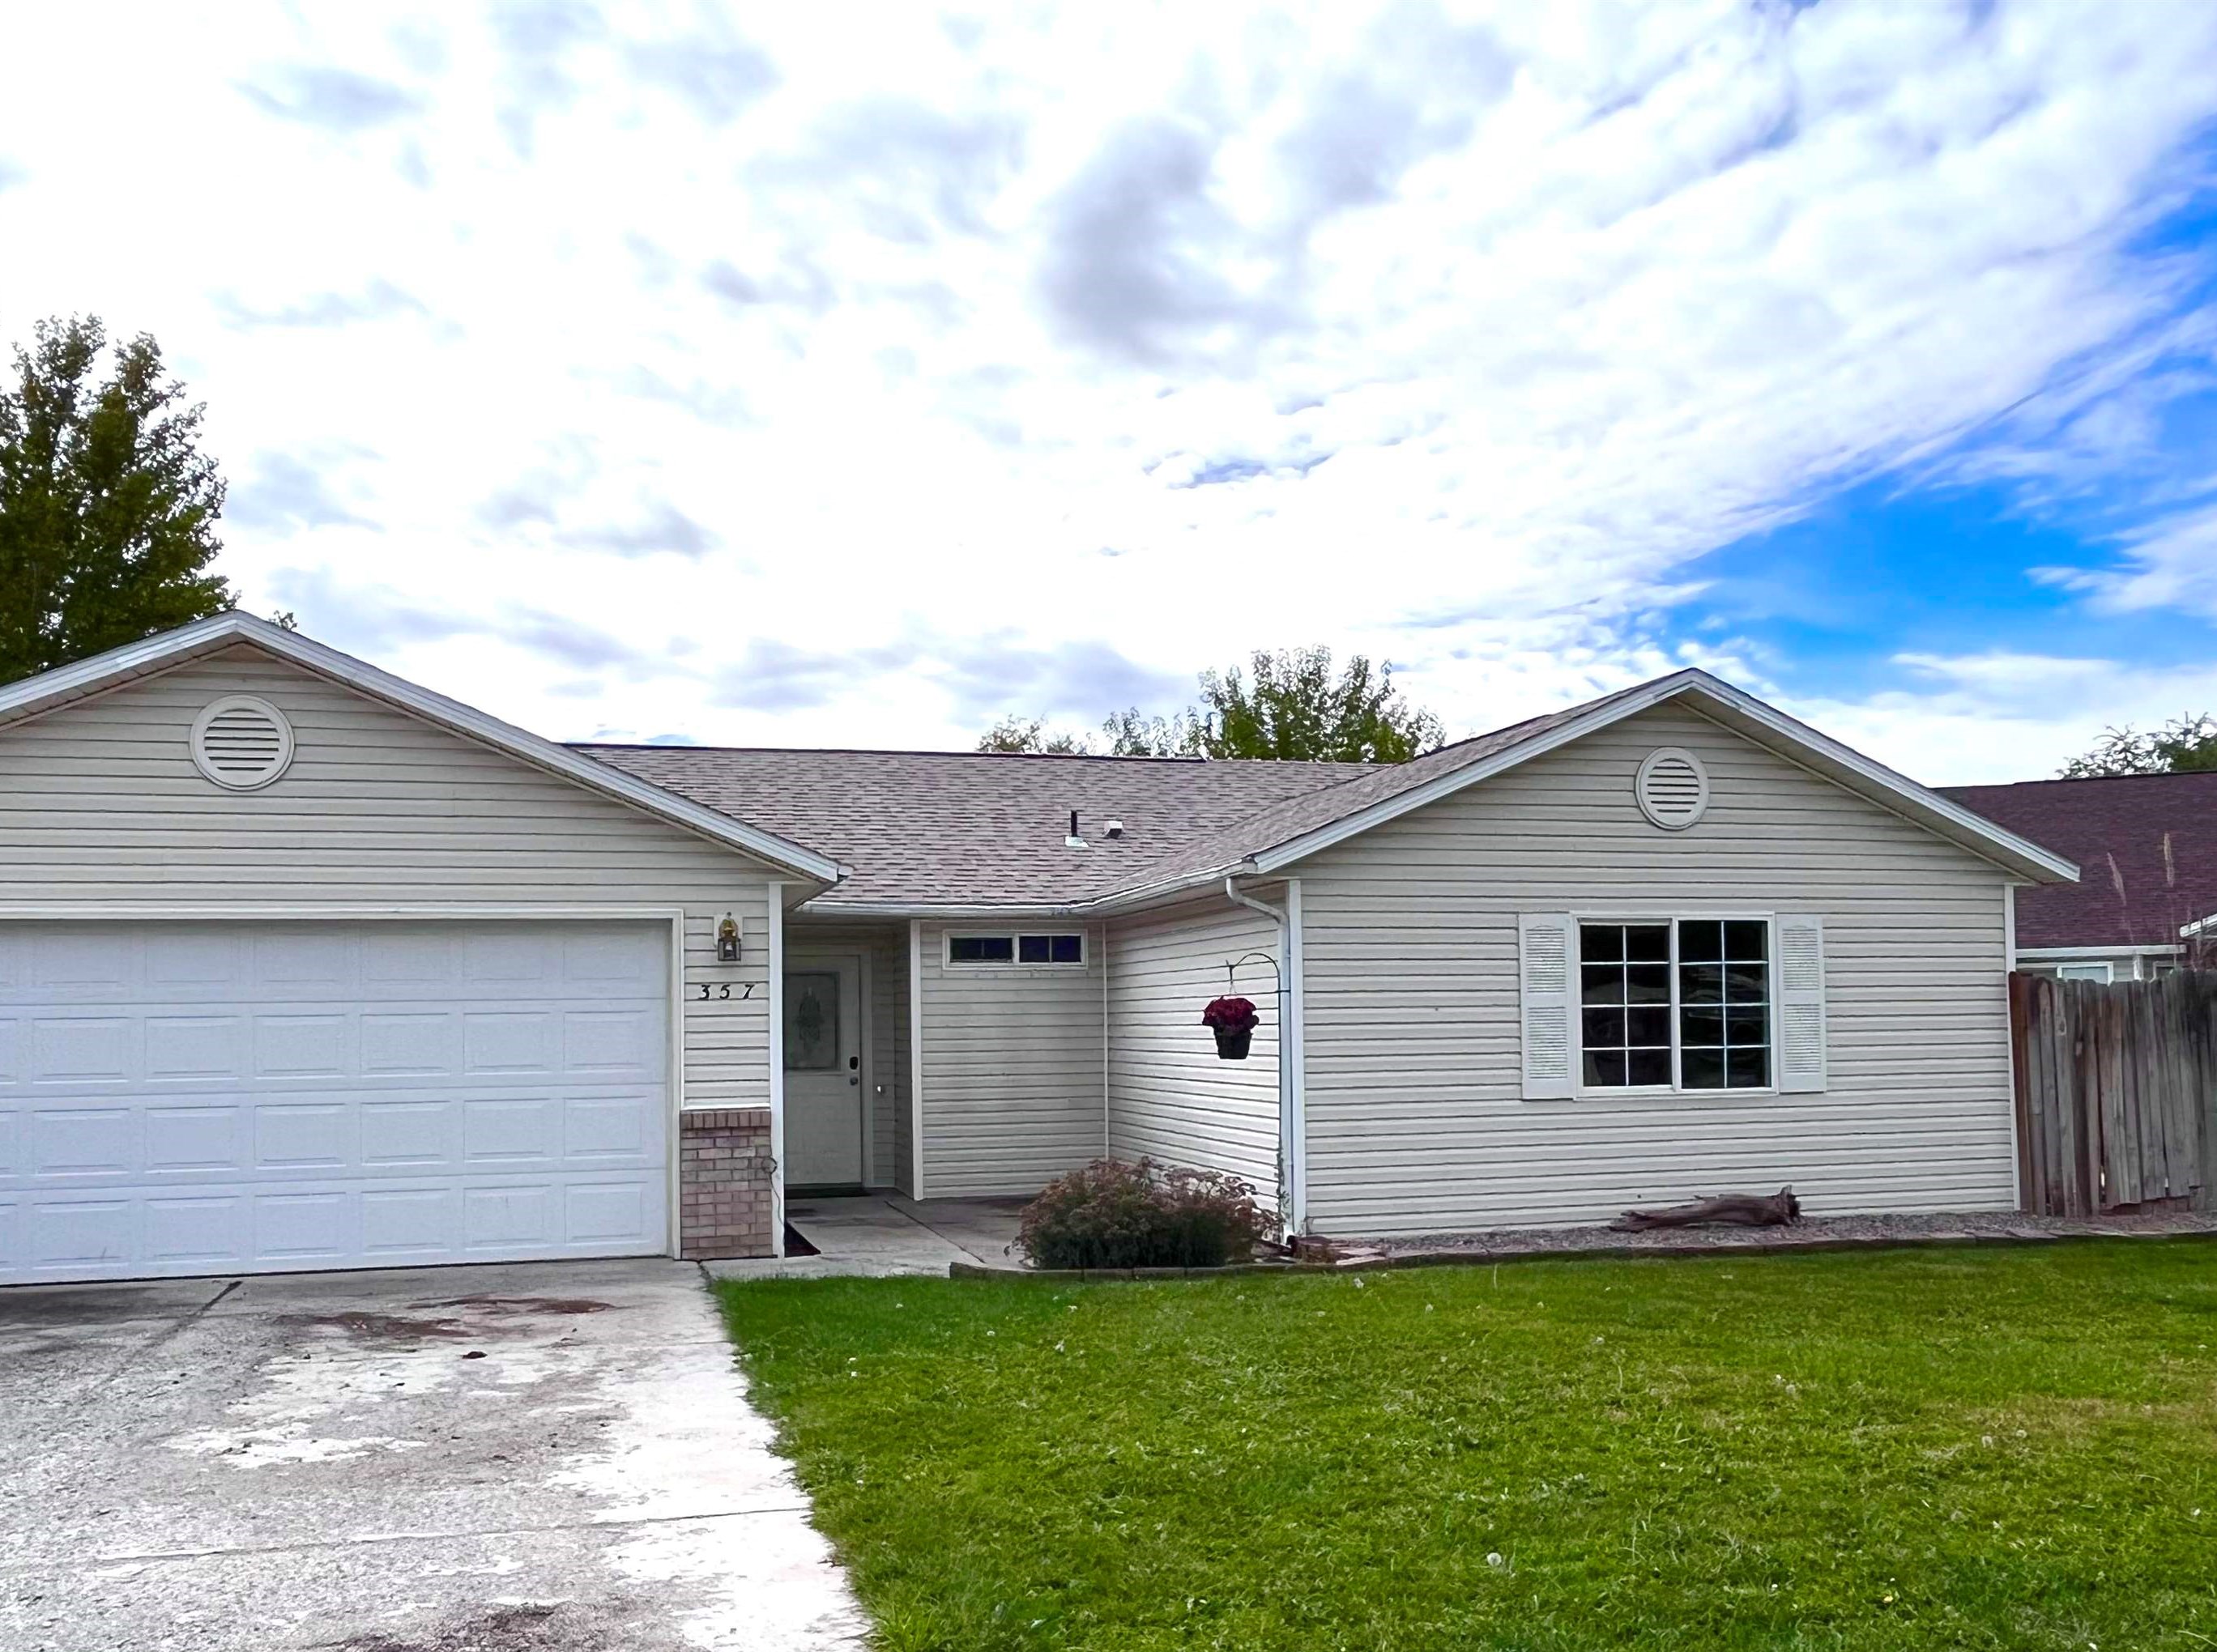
xmin=586 ymin=668 xmax=2078 ymax=912
xmin=1938 ymin=771 xmax=2217 ymax=950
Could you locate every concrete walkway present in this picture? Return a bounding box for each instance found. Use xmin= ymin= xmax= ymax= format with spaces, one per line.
xmin=0 ymin=1259 xmax=868 ymax=1650
xmin=708 ymin=1195 xmax=1028 ymax=1279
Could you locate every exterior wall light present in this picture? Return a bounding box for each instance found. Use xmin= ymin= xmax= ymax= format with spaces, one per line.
xmin=716 ymin=913 xmax=742 ymax=963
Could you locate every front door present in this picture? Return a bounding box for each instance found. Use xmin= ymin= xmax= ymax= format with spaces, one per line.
xmin=783 ymin=956 xmax=863 ymax=1187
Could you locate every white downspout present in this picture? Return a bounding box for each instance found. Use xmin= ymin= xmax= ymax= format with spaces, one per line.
xmin=1225 ymin=874 xmax=1305 ymax=1237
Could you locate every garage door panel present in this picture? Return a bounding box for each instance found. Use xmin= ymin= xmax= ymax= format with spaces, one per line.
xmin=31 ymin=1107 xmax=135 ymax=1177
xmin=146 ymin=1104 xmax=247 ymax=1173
xmin=362 ymin=1184 xmax=460 ymax=1258
xmin=258 ymin=1190 xmax=352 ymax=1261
xmin=255 ymin=1014 xmax=353 ymax=1079
xmin=146 ymin=1014 xmax=248 ymax=1082
xmin=361 ymin=1098 xmax=458 ymax=1169
xmin=34 ymin=1016 xmax=135 ymax=1084
xmin=147 ymin=1193 xmax=247 ymax=1267
xmin=565 ymin=1008 xmax=657 ymax=1075
xmin=29 ymin=1195 xmax=136 ymax=1270
xmin=0 ymin=922 xmax=671 ymax=1284
xmin=463 ymin=1010 xmax=556 ymax=1075
xmin=567 ymin=1181 xmax=653 ymax=1245
xmin=146 ymin=928 xmax=249 ymax=990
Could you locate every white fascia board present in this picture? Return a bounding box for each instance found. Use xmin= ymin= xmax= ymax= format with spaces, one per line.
xmin=2019 ymin=943 xmax=2185 ymax=958
xmin=2181 ymin=913 xmax=2217 ymax=941
xmin=798 ymin=864 xmax=1260 ymax=924
xmin=1247 ymin=670 xmax=2081 ymax=886
xmin=0 ymin=614 xmax=850 ymax=888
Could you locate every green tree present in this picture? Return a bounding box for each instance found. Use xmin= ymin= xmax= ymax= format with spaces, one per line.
xmin=0 ymin=316 xmax=233 ymax=685
xmin=976 ymin=713 xmax=1091 ymax=755
xmin=1182 ymin=646 xmax=1445 ymax=762
xmin=2060 ymin=714 xmax=2217 ymax=777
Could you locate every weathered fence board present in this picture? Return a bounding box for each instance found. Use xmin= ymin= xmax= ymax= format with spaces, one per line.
xmin=2010 ymin=970 xmax=2217 ymax=1216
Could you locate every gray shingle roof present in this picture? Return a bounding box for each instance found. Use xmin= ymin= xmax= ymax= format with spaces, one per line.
xmin=573 ymin=677 xmax=1660 ymax=910
xmin=573 ymin=744 xmax=1373 ymax=908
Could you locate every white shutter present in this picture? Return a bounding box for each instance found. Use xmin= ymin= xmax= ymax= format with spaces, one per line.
xmin=1519 ymin=913 xmax=1575 ymax=1100
xmin=1776 ymin=914 xmax=1827 ymax=1093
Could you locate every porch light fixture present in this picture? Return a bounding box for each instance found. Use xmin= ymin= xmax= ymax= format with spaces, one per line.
xmin=716 ymin=913 xmax=742 ymax=962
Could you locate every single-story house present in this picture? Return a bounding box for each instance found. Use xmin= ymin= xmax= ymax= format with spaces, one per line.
xmin=0 ymin=615 xmax=2078 ymax=1284
xmin=1938 ymin=771 xmax=2217 ymax=981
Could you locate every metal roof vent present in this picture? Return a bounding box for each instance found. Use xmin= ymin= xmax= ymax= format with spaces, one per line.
xmin=190 ymin=695 xmax=295 ymax=790
xmin=1635 ymin=747 xmax=1708 ymax=831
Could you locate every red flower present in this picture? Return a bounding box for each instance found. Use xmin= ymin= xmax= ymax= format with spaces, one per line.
xmin=1202 ymin=995 xmax=1258 ymax=1032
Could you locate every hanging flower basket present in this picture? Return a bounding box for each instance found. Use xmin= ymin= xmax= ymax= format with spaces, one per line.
xmin=1202 ymin=995 xmax=1258 ymax=1060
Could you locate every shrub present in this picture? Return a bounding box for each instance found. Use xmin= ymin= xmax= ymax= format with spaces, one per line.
xmin=1018 ymin=1157 xmax=1267 ymax=1270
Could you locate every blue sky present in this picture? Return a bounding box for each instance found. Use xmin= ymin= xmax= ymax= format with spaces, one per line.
xmin=2 ymin=1 xmax=2215 ymax=781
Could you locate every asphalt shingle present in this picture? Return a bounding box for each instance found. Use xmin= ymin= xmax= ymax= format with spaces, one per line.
xmin=1938 ymin=771 xmax=2217 ymax=950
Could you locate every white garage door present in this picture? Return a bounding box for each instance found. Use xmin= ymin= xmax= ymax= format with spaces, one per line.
xmin=0 ymin=921 xmax=671 ymax=1284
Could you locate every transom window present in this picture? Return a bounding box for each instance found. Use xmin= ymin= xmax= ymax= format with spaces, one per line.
xmin=947 ymin=932 xmax=1085 ymax=967
xmin=1579 ymin=920 xmax=1771 ymax=1091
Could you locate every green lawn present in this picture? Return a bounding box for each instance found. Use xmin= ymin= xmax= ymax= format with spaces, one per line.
xmin=717 ymin=1241 xmax=2217 ymax=1650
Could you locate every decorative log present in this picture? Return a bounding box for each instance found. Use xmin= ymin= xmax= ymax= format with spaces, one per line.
xmin=1611 ymin=1186 xmax=1801 ymax=1231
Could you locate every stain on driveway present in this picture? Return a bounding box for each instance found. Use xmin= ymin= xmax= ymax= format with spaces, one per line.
xmin=0 ymin=1260 xmax=866 ymax=1650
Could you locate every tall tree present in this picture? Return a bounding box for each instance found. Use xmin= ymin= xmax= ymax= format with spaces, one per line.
xmin=0 ymin=316 xmax=233 ymax=685
xmin=2060 ymin=714 xmax=2217 ymax=777
xmin=976 ymin=713 xmax=1090 ymax=755
xmin=984 ymin=648 xmax=1450 ymax=761
xmin=1183 ymin=646 xmax=1445 ymax=762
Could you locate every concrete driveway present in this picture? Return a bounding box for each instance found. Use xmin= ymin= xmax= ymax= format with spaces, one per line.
xmin=0 ymin=1260 xmax=866 ymax=1651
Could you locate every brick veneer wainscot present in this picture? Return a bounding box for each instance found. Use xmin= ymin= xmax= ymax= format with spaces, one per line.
xmin=679 ymin=1107 xmax=776 ymax=1259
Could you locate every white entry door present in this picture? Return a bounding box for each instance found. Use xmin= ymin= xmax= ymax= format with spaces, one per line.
xmin=0 ymin=920 xmax=670 ymax=1285
xmin=783 ymin=957 xmax=862 ymax=1187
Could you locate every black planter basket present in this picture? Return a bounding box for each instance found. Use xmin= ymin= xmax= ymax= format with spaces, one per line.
xmin=1213 ymin=1026 xmax=1253 ymax=1061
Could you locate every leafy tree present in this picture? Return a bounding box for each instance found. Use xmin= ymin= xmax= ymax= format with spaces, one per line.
xmin=1183 ymin=646 xmax=1445 ymax=762
xmin=984 ymin=647 xmax=1448 ymax=763
xmin=0 ymin=316 xmax=232 ymax=685
xmin=976 ymin=713 xmax=1091 ymax=755
xmin=2060 ymin=714 xmax=2217 ymax=777
xmin=1101 ymin=705 xmax=1205 ymax=757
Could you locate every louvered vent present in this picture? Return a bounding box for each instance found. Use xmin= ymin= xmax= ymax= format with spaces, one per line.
xmin=190 ymin=696 xmax=295 ymax=790
xmin=1635 ymin=747 xmax=1708 ymax=830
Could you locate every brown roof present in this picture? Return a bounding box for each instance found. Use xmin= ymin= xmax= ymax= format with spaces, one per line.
xmin=1938 ymin=772 xmax=2217 ymax=950
xmin=577 ymin=671 xmax=2074 ymax=912
xmin=574 ymin=678 xmax=1655 ymax=909
xmin=573 ymin=744 xmax=1372 ymax=908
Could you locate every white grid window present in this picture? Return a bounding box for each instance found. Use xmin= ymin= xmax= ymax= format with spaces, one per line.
xmin=1578 ymin=919 xmax=1771 ymax=1091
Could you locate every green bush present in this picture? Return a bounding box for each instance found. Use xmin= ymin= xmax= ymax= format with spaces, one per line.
xmin=1018 ymin=1157 xmax=1267 ymax=1269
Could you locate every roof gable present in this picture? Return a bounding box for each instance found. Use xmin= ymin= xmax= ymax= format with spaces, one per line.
xmin=1148 ymin=670 xmax=2079 ymax=890
xmin=0 ymin=615 xmax=847 ymax=887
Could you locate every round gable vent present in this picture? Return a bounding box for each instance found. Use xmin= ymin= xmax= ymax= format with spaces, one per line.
xmin=1635 ymin=747 xmax=1708 ymax=830
xmin=190 ymin=696 xmax=295 ymax=790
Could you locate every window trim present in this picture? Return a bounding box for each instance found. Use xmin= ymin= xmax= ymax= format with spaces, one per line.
xmin=943 ymin=930 xmax=1088 ymax=969
xmin=1570 ymin=910 xmax=1780 ymax=1100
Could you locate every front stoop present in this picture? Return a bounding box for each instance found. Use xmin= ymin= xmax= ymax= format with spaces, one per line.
xmin=679 ymin=1107 xmax=776 ymax=1259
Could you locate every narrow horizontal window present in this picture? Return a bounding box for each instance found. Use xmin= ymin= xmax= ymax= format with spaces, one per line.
xmin=947 ymin=933 xmax=1085 ymax=967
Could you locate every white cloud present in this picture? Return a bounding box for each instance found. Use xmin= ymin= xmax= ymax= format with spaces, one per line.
xmin=0 ymin=1 xmax=2213 ymax=775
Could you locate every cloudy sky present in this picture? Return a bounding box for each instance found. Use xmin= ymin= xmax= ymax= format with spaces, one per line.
xmin=3 ymin=1 xmax=2215 ymax=781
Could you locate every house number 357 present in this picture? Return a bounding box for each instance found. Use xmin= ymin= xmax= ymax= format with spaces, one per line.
xmin=696 ymin=982 xmax=757 ymax=1001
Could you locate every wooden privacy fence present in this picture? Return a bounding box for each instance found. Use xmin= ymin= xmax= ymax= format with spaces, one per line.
xmin=2009 ymin=969 xmax=2217 ymax=1216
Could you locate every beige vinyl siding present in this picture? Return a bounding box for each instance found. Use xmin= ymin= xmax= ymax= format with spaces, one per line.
xmin=1105 ymin=898 xmax=1280 ymax=1199
xmin=916 ymin=921 xmax=1105 ymax=1197
xmin=787 ymin=919 xmax=910 ymax=1190
xmin=0 ymin=646 xmax=787 ymax=1109
xmin=1296 ymin=700 xmax=2017 ymax=1237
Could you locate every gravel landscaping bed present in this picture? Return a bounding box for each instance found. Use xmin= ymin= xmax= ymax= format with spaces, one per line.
xmin=1349 ymin=1205 xmax=2217 ymax=1266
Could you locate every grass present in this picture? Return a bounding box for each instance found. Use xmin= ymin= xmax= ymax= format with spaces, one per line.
xmin=716 ymin=1241 xmax=2217 ymax=1650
